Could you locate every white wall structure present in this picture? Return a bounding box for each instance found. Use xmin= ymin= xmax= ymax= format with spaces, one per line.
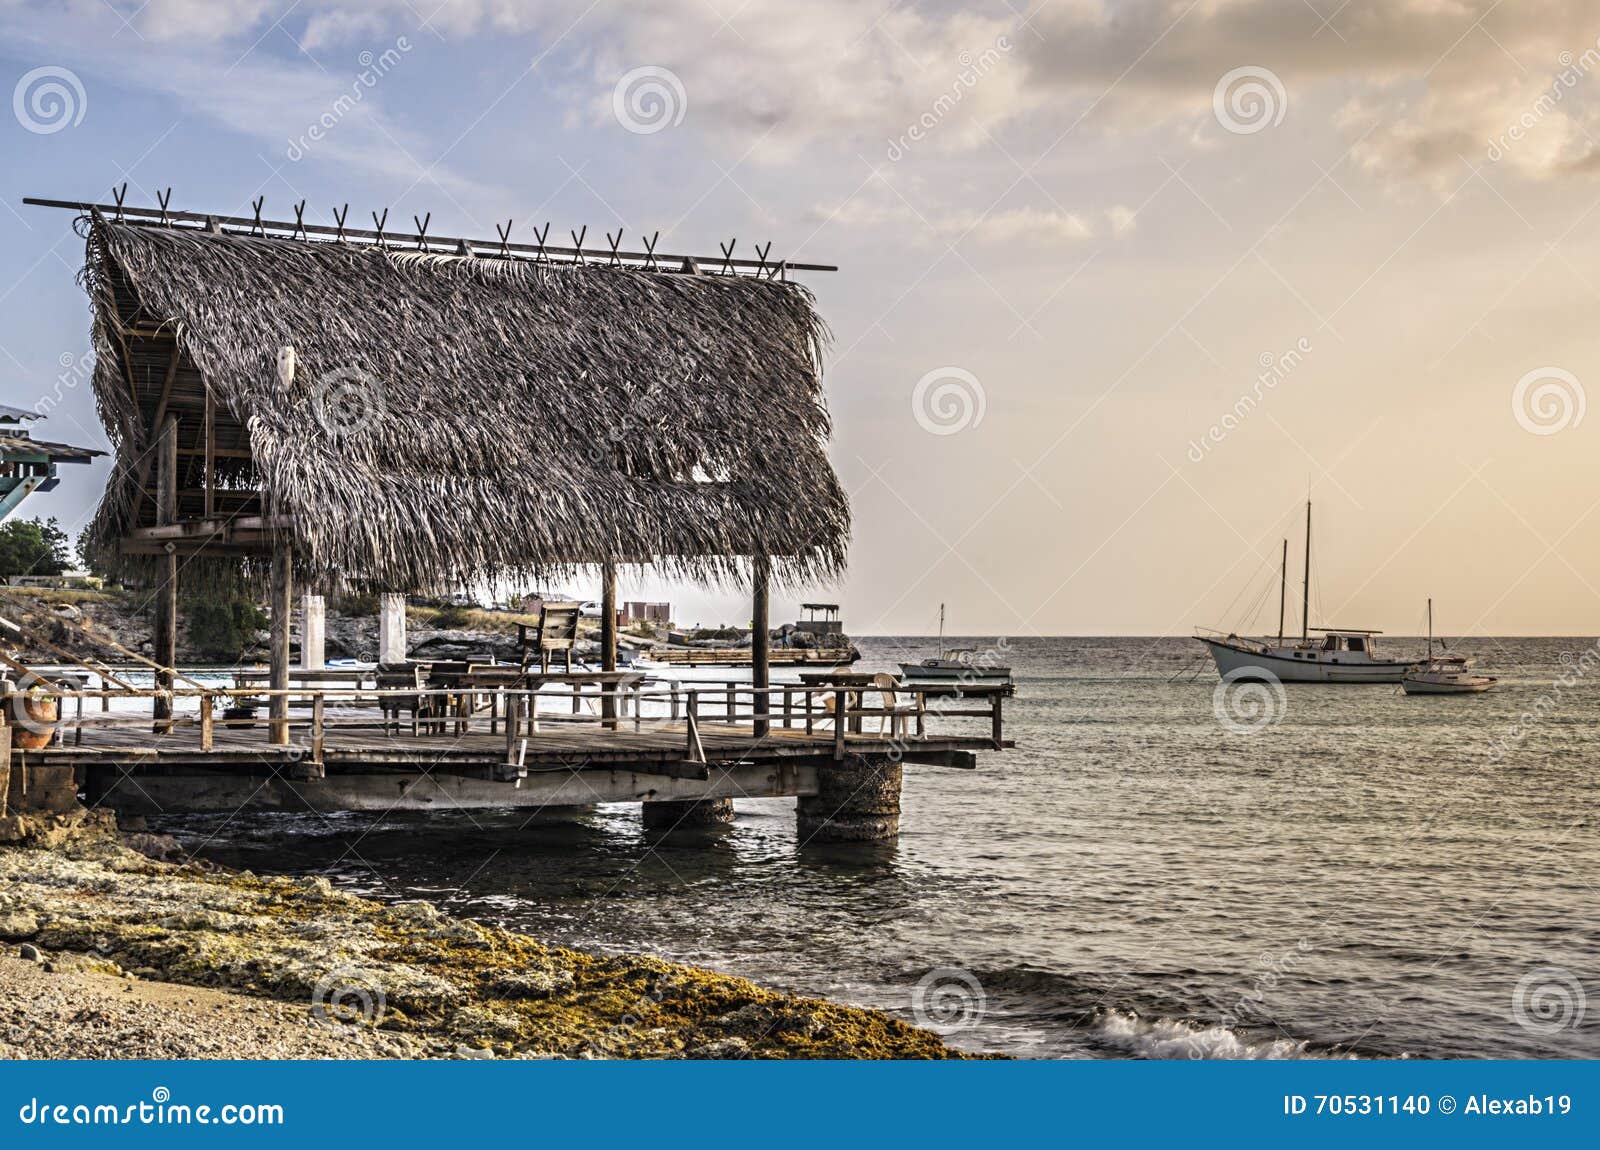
xmin=299 ymin=594 xmax=325 ymax=670
xmin=378 ymin=593 xmax=407 ymax=665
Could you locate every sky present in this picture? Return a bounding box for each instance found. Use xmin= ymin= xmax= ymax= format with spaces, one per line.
xmin=3 ymin=0 xmax=1600 ymax=636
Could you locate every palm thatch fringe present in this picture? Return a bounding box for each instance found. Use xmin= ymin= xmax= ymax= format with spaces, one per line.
xmin=80 ymin=218 xmax=849 ymax=592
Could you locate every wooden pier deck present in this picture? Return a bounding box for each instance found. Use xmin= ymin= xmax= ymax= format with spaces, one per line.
xmin=9 ymin=678 xmax=1012 ymax=817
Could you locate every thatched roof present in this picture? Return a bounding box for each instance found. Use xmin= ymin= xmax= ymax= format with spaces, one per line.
xmin=81 ymin=216 xmax=848 ymax=591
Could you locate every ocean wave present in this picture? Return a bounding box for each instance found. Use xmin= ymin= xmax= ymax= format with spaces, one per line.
xmin=1092 ymin=1009 xmax=1351 ymax=1060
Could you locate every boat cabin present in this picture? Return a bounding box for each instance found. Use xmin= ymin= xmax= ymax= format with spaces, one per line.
xmin=1312 ymin=629 xmax=1382 ymax=655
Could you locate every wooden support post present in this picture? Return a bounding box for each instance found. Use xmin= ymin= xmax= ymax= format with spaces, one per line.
xmin=202 ymin=388 xmax=215 ymax=519
xmin=751 ymin=555 xmax=770 ymax=739
xmin=685 ymin=691 xmax=704 ymax=763
xmin=311 ymin=694 xmax=325 ymax=764
xmin=600 ymin=562 xmax=617 ymax=729
xmin=268 ymin=541 xmax=292 ymax=746
xmin=0 ymin=710 xmax=9 ymax=819
xmin=504 ymin=692 xmax=520 ymax=763
xmin=199 ymin=695 xmax=213 ymax=751
xmin=152 ymin=415 xmax=178 ymax=733
xmin=991 ymin=691 xmax=1004 ymax=749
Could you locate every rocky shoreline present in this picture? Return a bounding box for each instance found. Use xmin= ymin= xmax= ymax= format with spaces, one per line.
xmin=0 ymin=821 xmax=970 ymax=1060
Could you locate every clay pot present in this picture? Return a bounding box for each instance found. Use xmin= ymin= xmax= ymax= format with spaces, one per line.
xmin=7 ymin=693 xmax=59 ymax=750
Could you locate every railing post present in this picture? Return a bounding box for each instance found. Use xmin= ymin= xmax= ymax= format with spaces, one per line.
xmin=991 ymin=690 xmax=1003 ymax=749
xmin=685 ymin=690 xmax=704 ymax=763
xmin=502 ymin=692 xmax=521 ymax=775
xmin=311 ymin=694 xmax=325 ymax=765
xmin=833 ymin=688 xmax=846 ymax=759
xmin=199 ymin=695 xmax=214 ymax=751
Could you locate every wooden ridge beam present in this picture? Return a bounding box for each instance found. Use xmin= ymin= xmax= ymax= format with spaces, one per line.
xmin=25 ymin=196 xmax=837 ymax=275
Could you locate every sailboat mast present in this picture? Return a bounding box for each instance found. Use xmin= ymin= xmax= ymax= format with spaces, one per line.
xmin=1301 ymin=500 xmax=1312 ymax=643
xmin=1427 ymin=597 xmax=1433 ymax=657
xmin=938 ymin=603 xmax=945 ymax=646
xmin=1277 ymin=538 xmax=1287 ymax=646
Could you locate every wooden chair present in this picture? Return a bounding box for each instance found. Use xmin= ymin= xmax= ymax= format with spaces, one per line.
xmin=517 ymin=602 xmax=582 ymax=673
xmin=376 ymin=664 xmax=431 ymax=735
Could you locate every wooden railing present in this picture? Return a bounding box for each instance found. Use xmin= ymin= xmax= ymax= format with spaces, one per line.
xmin=4 ymin=675 xmax=1011 ymax=772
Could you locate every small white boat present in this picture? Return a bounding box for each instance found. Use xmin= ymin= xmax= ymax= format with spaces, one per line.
xmin=1198 ymin=500 xmax=1416 ymax=683
xmin=1402 ymin=600 xmax=1496 ymax=695
xmin=899 ymin=604 xmax=1012 ymax=682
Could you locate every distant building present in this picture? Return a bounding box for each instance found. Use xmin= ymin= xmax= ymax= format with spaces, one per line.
xmin=620 ymin=600 xmax=671 ymax=625
xmin=8 ymin=571 xmax=103 ymax=590
xmin=794 ymin=602 xmax=843 ymax=636
xmin=0 ymin=405 xmax=104 ymax=521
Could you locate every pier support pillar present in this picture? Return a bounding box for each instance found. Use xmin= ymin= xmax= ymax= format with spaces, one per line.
xmin=268 ymin=543 xmax=292 ymax=746
xmin=378 ymin=593 xmax=407 ymax=664
xmin=152 ymin=415 xmax=178 ymax=732
xmin=300 ymin=594 xmax=325 ymax=670
xmin=797 ymin=755 xmax=901 ymax=842
xmin=642 ymin=796 xmax=735 ymax=828
xmin=751 ymin=555 xmax=770 ymax=738
xmin=600 ymin=562 xmax=617 ymax=727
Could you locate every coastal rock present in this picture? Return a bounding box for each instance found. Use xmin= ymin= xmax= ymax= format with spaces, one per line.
xmin=690 ymin=1036 xmax=750 ymax=1059
xmin=120 ymin=833 xmax=184 ymax=862
xmin=18 ymin=944 xmax=41 ymax=962
xmin=490 ymin=969 xmax=575 ymax=1000
xmin=0 ymin=912 xmax=39 ymax=940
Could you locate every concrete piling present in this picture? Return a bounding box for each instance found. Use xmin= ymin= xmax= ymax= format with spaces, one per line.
xmin=796 ymin=754 xmax=902 ymax=843
xmin=641 ymin=797 xmax=735 ymax=828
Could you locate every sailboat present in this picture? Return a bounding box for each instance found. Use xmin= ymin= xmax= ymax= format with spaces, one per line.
xmin=1196 ymin=501 xmax=1418 ymax=684
xmin=898 ymin=603 xmax=1013 ymax=681
xmin=1402 ymin=599 xmax=1496 ymax=695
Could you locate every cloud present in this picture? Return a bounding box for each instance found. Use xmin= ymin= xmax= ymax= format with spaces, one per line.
xmin=1011 ymin=0 xmax=1600 ymax=188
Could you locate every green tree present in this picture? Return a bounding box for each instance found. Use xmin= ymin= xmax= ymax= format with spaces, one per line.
xmin=185 ymin=588 xmax=269 ymax=661
xmin=0 ymin=517 xmax=71 ymax=579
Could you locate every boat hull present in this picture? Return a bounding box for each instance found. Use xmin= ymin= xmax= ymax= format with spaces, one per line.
xmin=898 ymin=663 xmax=1012 ymax=681
xmin=1402 ymin=676 xmax=1496 ymax=695
xmin=1199 ymin=638 xmax=1414 ymax=684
